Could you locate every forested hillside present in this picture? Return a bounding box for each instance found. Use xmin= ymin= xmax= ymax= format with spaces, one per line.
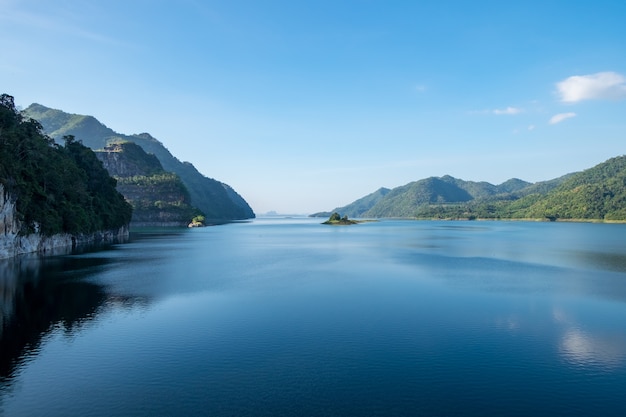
xmin=0 ymin=94 xmax=132 ymax=235
xmin=318 ymin=157 xmax=626 ymax=221
xmin=314 ymin=187 xmax=391 ymax=218
xmin=22 ymin=104 xmax=254 ymax=221
xmin=514 ymin=156 xmax=626 ymax=221
xmin=96 ymin=142 xmax=201 ymax=226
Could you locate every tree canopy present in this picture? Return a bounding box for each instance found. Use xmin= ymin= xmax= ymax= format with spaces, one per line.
xmin=0 ymin=94 xmax=132 ymax=235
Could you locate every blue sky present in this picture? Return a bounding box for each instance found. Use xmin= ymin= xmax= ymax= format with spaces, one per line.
xmin=2 ymin=0 xmax=626 ymax=214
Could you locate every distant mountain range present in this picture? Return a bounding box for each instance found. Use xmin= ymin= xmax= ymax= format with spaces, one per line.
xmin=313 ymin=156 xmax=626 ymax=221
xmin=22 ymin=104 xmax=254 ymax=221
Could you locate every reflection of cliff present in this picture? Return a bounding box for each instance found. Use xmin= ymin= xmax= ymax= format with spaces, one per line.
xmin=1 ymin=254 xmax=111 ymax=382
xmin=0 ymin=260 xmax=20 ymax=338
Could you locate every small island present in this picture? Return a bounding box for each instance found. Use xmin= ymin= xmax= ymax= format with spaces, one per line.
xmin=188 ymin=215 xmax=206 ymax=228
xmin=322 ymin=212 xmax=359 ymax=225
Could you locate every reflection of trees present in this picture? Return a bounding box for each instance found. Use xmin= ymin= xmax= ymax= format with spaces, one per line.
xmin=1 ymin=252 xmax=116 ymax=384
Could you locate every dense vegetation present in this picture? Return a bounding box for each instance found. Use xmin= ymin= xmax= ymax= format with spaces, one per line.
xmin=316 ymin=157 xmax=626 ymax=221
xmin=23 ymin=104 xmax=255 ymax=220
xmin=322 ymin=212 xmax=358 ymax=225
xmin=96 ymin=142 xmax=202 ymax=225
xmin=0 ymin=94 xmax=132 ymax=235
xmin=116 ymin=173 xmax=202 ymax=224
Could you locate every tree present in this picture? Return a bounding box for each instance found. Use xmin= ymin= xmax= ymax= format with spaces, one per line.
xmin=329 ymin=212 xmax=341 ymax=221
xmin=0 ymin=94 xmax=132 ymax=235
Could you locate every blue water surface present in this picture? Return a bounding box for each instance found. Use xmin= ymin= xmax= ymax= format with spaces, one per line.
xmin=1 ymin=219 xmax=626 ymax=416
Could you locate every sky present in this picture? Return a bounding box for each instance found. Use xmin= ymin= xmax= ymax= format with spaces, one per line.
xmin=1 ymin=0 xmax=626 ymax=215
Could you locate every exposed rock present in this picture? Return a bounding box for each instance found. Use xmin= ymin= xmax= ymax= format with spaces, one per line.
xmin=97 ymin=142 xmax=162 ymax=177
xmin=0 ymin=184 xmax=128 ymax=259
xmin=95 ymin=142 xmax=200 ymax=227
xmin=22 ymin=104 xmax=255 ymax=220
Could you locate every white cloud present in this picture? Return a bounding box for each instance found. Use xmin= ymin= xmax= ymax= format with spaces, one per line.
xmin=549 ymin=112 xmax=576 ymax=125
xmin=469 ymin=106 xmax=523 ymax=116
xmin=493 ymin=106 xmax=522 ymax=115
xmin=527 ymin=125 xmax=535 ymax=131
xmin=557 ymin=71 xmax=626 ymax=103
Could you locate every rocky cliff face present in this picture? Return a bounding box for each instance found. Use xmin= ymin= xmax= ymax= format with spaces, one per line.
xmin=97 ymin=142 xmax=162 ymax=177
xmin=22 ymin=104 xmax=255 ymax=220
xmin=0 ymin=184 xmax=128 ymax=259
xmin=0 ymin=184 xmax=20 ymax=258
xmin=95 ymin=142 xmax=200 ymax=227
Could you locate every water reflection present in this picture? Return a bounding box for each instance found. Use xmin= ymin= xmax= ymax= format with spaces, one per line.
xmin=0 ymin=220 xmax=625 ymax=417
xmin=0 ymin=245 xmax=142 ymax=389
xmin=569 ymin=250 xmax=626 ymax=273
xmin=493 ymin=303 xmax=626 ymax=372
xmin=553 ymin=308 xmax=626 ymax=370
xmin=560 ymin=329 xmax=626 ymax=369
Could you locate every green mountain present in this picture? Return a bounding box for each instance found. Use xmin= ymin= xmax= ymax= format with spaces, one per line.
xmin=96 ymin=142 xmax=201 ymax=226
xmin=366 ymin=177 xmax=474 ymax=218
xmin=319 ymin=157 xmax=626 ymax=221
xmin=312 ymin=187 xmax=390 ymax=218
xmin=22 ymin=104 xmax=254 ymax=221
xmin=437 ymin=175 xmax=532 ymax=198
xmin=513 ymin=156 xmax=626 ymax=221
xmin=315 ymin=176 xmax=537 ymax=219
xmin=0 ymin=94 xmax=132 ymax=236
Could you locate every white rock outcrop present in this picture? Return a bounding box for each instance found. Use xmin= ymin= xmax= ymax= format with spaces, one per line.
xmin=0 ymin=184 xmax=128 ymax=259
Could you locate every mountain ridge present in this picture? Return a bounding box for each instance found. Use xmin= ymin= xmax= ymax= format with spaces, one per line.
xmin=1 ymin=94 xmax=132 ymax=258
xmin=22 ymin=104 xmax=254 ymax=221
xmin=313 ymin=157 xmax=626 ymax=221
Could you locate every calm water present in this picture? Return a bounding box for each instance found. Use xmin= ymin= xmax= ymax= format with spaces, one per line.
xmin=1 ymin=218 xmax=626 ymax=416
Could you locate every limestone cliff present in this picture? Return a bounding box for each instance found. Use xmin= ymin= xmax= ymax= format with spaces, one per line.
xmin=0 ymin=184 xmax=128 ymax=259
xmin=22 ymin=104 xmax=255 ymax=220
xmin=95 ymin=142 xmax=201 ymax=227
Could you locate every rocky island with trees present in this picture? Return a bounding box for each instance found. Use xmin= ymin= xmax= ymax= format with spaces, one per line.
xmin=322 ymin=212 xmax=360 ymax=225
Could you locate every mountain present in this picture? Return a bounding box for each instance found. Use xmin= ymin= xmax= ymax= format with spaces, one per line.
xmin=365 ymin=177 xmax=473 ymax=218
xmin=96 ymin=142 xmax=200 ymax=226
xmin=319 ymin=157 xmax=626 ymax=221
xmin=312 ymin=187 xmax=391 ymax=218
xmin=1 ymin=94 xmax=131 ymax=257
xmin=515 ymin=156 xmax=626 ymax=221
xmin=22 ymin=104 xmax=254 ymax=221
xmin=437 ymin=175 xmax=532 ymax=198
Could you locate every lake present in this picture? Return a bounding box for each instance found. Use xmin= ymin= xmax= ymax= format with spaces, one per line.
xmin=1 ymin=218 xmax=626 ymax=416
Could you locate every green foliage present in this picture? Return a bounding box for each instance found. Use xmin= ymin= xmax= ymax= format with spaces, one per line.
xmin=115 ymin=172 xmax=201 ymax=223
xmin=329 ymin=157 xmax=626 ymax=221
xmin=0 ymin=94 xmax=132 ymax=235
xmin=192 ymin=215 xmax=206 ymax=223
xmin=326 ymin=188 xmax=390 ymax=218
xmin=322 ymin=212 xmax=358 ymax=225
xmin=100 ymin=141 xmax=164 ymax=176
xmin=22 ymin=104 xmax=255 ymax=220
xmin=365 ymin=178 xmax=473 ymax=218
xmin=95 ymin=140 xmax=204 ymax=224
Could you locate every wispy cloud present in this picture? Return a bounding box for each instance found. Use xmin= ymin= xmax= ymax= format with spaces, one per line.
xmin=556 ymin=71 xmax=626 ymax=103
xmin=493 ymin=106 xmax=522 ymax=115
xmin=469 ymin=106 xmax=523 ymax=116
xmin=0 ymin=4 xmax=124 ymax=46
xmin=549 ymin=112 xmax=577 ymax=125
